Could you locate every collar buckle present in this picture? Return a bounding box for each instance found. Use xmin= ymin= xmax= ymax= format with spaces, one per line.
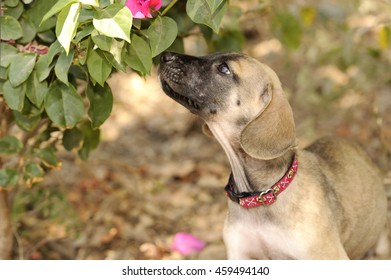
xmin=258 ymin=189 xmax=277 ymax=205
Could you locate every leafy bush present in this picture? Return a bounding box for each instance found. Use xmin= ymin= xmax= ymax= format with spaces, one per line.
xmin=0 ymin=0 xmax=242 ymax=189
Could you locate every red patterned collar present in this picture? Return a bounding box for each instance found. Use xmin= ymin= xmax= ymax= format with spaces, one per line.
xmin=225 ymin=154 xmax=298 ymax=209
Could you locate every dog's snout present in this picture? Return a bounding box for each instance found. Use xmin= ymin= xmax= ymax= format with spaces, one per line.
xmin=161 ymin=52 xmax=176 ymax=63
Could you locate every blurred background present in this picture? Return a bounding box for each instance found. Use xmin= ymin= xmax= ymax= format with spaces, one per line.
xmin=11 ymin=0 xmax=391 ymax=259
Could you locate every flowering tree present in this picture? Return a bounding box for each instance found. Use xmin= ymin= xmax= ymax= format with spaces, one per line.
xmin=0 ymin=0 xmax=235 ymax=259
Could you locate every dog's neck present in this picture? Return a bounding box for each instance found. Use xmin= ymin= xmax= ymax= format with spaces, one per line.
xmin=206 ymin=122 xmax=294 ymax=193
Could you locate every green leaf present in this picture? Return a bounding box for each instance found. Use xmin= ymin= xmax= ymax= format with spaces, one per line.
xmin=26 ymin=71 xmax=48 ymax=108
xmin=18 ymin=17 xmax=37 ymax=44
xmin=63 ymin=127 xmax=83 ymax=151
xmin=0 ymin=67 xmax=7 ymax=80
xmin=55 ymin=49 xmax=75 ymax=85
xmin=42 ymin=41 xmax=62 ymax=65
xmin=87 ymin=82 xmax=113 ymax=128
xmin=92 ymin=33 xmax=113 ymax=52
xmin=3 ymin=81 xmax=26 ymax=111
xmin=13 ymin=111 xmax=41 ymax=132
xmin=0 ymin=169 xmax=18 ymax=187
xmin=21 ymin=97 xmax=44 ymax=117
xmin=186 ymin=0 xmax=228 ymax=33
xmin=5 ymin=0 xmax=19 ymax=8
xmin=36 ymin=147 xmax=61 ymax=169
xmin=100 ymin=51 xmax=124 ymax=72
xmin=44 ymin=81 xmax=84 ymax=128
xmin=35 ymin=41 xmax=62 ymax=81
xmin=0 ymin=15 xmax=23 ymax=40
xmin=0 ymin=136 xmax=22 ymax=155
xmin=99 ymin=0 xmax=112 ymax=9
xmin=24 ymin=0 xmax=57 ymax=28
xmin=87 ymin=50 xmax=112 ymax=86
xmin=37 ymin=17 xmax=57 ymax=33
xmin=35 ymin=61 xmax=52 ymax=83
xmin=80 ymin=0 xmax=99 ymax=7
xmin=9 ymin=53 xmax=37 ymax=87
xmin=110 ymin=39 xmax=125 ymax=66
xmin=300 ymin=6 xmax=317 ymax=27
xmin=125 ymin=34 xmax=152 ymax=74
xmin=79 ymin=8 xmax=95 ymax=22
xmin=206 ymin=0 xmax=225 ymax=11
xmin=78 ymin=121 xmax=100 ymax=160
xmin=0 ymin=43 xmax=18 ymax=67
xmin=74 ymin=24 xmax=94 ymax=43
xmin=101 ymin=39 xmax=126 ymax=71
xmin=78 ymin=37 xmax=92 ymax=65
xmin=93 ymin=4 xmax=132 ymax=43
xmin=4 ymin=2 xmax=23 ymax=20
xmin=56 ymin=3 xmax=81 ymax=54
xmin=272 ymin=12 xmax=302 ymax=50
xmin=69 ymin=64 xmax=87 ymax=81
xmin=378 ymin=25 xmax=391 ymax=49
xmin=41 ymin=0 xmax=77 ymax=24
xmin=212 ymin=29 xmax=244 ymax=52
xmin=37 ymin=30 xmax=57 ymax=43
xmin=147 ymin=16 xmax=178 ymax=57
xmin=23 ymin=162 xmax=45 ymax=187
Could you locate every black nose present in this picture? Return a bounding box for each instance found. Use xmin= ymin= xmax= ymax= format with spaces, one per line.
xmin=161 ymin=52 xmax=175 ymax=63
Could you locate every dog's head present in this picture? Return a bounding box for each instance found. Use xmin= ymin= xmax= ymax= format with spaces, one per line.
xmin=159 ymin=52 xmax=296 ymax=160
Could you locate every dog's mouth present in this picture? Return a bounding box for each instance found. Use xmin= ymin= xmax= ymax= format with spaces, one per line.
xmin=161 ymin=80 xmax=201 ymax=111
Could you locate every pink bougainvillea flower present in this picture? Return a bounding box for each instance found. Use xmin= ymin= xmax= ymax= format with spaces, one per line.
xmin=125 ymin=0 xmax=162 ymax=19
xmin=171 ymin=232 xmax=205 ymax=256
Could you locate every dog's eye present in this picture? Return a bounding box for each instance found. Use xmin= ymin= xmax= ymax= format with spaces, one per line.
xmin=217 ymin=63 xmax=231 ymax=75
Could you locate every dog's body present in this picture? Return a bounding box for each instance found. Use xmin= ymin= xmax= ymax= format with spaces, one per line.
xmin=158 ymin=52 xmax=389 ymax=259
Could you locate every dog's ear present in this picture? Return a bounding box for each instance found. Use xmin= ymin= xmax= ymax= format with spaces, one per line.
xmin=240 ymin=84 xmax=296 ymax=160
xmin=202 ymin=123 xmax=214 ymax=137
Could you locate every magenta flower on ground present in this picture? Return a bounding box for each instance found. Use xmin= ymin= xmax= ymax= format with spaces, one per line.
xmin=125 ymin=0 xmax=162 ymax=19
xmin=171 ymin=232 xmax=205 ymax=256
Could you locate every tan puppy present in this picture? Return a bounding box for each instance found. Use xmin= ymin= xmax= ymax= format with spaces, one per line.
xmin=158 ymin=52 xmax=389 ymax=259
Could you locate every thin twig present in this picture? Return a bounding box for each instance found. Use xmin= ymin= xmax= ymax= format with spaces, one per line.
xmin=160 ymin=0 xmax=179 ymax=17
